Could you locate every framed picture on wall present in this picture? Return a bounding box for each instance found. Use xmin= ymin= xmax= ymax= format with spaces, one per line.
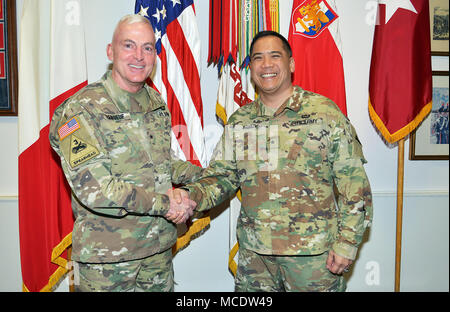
xmin=0 ymin=0 xmax=18 ymax=116
xmin=429 ymin=0 xmax=449 ymax=55
xmin=410 ymin=71 xmax=449 ymax=160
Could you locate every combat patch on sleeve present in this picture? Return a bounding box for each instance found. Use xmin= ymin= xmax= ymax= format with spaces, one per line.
xmin=58 ymin=117 xmax=81 ymax=140
xmin=59 ymin=114 xmax=102 ymax=169
xmin=69 ymin=135 xmax=100 ymax=168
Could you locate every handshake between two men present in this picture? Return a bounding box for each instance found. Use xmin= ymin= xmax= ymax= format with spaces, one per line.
xmin=164 ymin=189 xmax=195 ymax=224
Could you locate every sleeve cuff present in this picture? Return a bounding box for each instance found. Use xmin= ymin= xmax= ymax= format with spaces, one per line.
xmin=151 ymin=193 xmax=170 ymax=216
xmin=332 ymin=241 xmax=358 ymax=260
xmin=183 ymin=184 xmax=206 ymax=211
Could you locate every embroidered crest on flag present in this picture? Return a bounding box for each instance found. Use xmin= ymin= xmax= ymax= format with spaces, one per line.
xmin=291 ymin=0 xmax=338 ymax=38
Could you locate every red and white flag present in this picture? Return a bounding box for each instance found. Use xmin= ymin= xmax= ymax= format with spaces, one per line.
xmin=369 ymin=0 xmax=432 ymax=143
xmin=18 ymin=0 xmax=87 ymax=292
xmin=135 ymin=0 xmax=208 ymax=252
xmin=288 ymin=0 xmax=347 ymax=115
xmin=216 ymin=62 xmax=253 ymax=127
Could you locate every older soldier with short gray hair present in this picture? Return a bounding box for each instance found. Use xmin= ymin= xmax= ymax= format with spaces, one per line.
xmin=49 ymin=14 xmax=200 ymax=292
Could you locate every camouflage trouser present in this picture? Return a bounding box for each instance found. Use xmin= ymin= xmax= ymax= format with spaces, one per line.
xmin=73 ymin=248 xmax=174 ymax=292
xmin=235 ymin=248 xmax=346 ymax=292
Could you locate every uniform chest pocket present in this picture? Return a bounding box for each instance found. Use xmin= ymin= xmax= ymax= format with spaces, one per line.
xmin=99 ymin=113 xmax=151 ymax=174
xmin=144 ymin=110 xmax=171 ymax=163
xmin=287 ymin=125 xmax=330 ymax=180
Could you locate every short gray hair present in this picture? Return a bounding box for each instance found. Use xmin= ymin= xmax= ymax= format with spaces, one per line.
xmin=112 ymin=14 xmax=153 ymax=41
xmin=118 ymin=14 xmax=151 ymax=26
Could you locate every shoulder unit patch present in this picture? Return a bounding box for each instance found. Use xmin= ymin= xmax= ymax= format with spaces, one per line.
xmin=69 ymin=135 xmax=99 ymax=168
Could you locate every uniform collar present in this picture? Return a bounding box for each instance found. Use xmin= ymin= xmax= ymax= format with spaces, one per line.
xmin=254 ymin=86 xmax=305 ymax=117
xmin=102 ymin=71 xmax=164 ymax=112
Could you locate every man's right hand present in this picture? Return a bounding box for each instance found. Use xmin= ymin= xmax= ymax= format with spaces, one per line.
xmin=165 ymin=188 xmax=196 ymax=224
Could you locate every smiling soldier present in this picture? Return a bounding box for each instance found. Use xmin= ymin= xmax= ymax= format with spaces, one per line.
xmin=49 ymin=14 xmax=201 ymax=292
xmin=171 ymin=31 xmax=373 ymax=292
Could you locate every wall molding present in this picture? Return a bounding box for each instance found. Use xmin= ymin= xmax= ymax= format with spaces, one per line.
xmin=371 ymin=190 xmax=449 ymax=197
xmin=0 ymin=195 xmax=18 ymax=201
xmin=0 ymin=190 xmax=448 ymax=201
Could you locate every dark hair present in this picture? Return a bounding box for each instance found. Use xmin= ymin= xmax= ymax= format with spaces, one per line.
xmin=249 ymin=30 xmax=293 ymax=58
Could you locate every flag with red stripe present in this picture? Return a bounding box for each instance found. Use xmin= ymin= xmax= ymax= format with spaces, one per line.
xmin=368 ymin=0 xmax=432 ymax=143
xmin=288 ymin=0 xmax=347 ymax=115
xmin=136 ymin=0 xmax=206 ymax=167
xmin=216 ymin=62 xmax=253 ymax=126
xmin=18 ymin=0 xmax=86 ymax=292
xmin=135 ymin=0 xmax=208 ymax=252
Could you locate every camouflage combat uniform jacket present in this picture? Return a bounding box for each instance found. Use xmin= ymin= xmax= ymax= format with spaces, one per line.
xmin=186 ymin=86 xmax=372 ymax=260
xmin=49 ymin=71 xmax=202 ymax=263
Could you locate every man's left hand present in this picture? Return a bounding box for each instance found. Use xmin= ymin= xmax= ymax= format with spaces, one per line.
xmin=326 ymin=250 xmax=353 ymax=275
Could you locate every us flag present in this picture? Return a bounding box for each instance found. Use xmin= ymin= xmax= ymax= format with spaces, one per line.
xmin=58 ymin=117 xmax=80 ymax=140
xmin=134 ymin=0 xmax=209 ymax=253
xmin=135 ymin=0 xmax=206 ymax=167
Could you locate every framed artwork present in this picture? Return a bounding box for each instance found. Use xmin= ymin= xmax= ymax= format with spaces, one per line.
xmin=429 ymin=0 xmax=449 ymax=56
xmin=0 ymin=0 xmax=17 ymax=116
xmin=410 ymin=71 xmax=449 ymax=160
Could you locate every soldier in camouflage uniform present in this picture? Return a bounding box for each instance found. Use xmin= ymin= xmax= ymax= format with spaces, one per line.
xmin=49 ymin=14 xmax=201 ymax=292
xmin=176 ymin=31 xmax=372 ymax=291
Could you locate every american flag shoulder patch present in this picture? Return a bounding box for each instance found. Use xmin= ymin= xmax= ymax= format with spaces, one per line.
xmin=58 ymin=117 xmax=81 ymax=140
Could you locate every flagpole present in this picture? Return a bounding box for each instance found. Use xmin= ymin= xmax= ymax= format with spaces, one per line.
xmin=394 ymin=138 xmax=405 ymax=292
xmin=67 ymin=246 xmax=75 ymax=292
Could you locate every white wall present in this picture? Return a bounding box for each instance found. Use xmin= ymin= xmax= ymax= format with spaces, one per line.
xmin=1 ymin=0 xmax=448 ymax=292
